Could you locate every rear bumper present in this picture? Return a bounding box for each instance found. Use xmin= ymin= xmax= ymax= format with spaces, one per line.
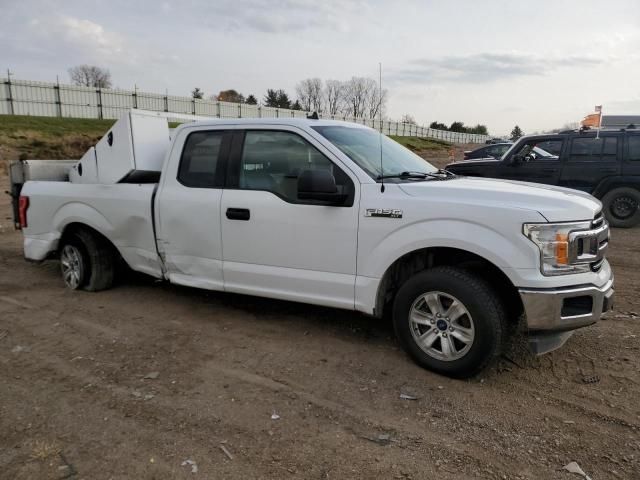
xmin=24 ymin=233 xmax=60 ymax=261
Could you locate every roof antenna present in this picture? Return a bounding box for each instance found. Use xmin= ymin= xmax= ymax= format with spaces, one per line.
xmin=379 ymin=62 xmax=385 ymax=193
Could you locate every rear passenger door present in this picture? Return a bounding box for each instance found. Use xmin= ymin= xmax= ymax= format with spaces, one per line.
xmin=156 ymin=127 xmax=232 ymax=290
xmin=220 ymin=127 xmax=360 ymax=310
xmin=623 ymin=133 xmax=640 ymax=177
xmin=559 ymin=134 xmax=621 ymax=193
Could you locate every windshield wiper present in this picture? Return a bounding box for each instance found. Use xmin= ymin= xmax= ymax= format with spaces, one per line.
xmin=435 ymin=168 xmax=457 ymax=177
xmin=377 ymin=170 xmax=455 ymax=181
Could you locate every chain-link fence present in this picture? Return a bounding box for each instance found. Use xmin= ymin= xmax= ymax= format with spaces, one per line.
xmin=0 ymin=78 xmax=489 ymax=143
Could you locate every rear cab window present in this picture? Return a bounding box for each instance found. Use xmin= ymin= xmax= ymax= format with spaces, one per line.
xmin=627 ymin=135 xmax=640 ymax=161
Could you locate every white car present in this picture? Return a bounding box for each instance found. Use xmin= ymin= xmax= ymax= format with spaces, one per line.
xmin=10 ymin=111 xmax=614 ymax=378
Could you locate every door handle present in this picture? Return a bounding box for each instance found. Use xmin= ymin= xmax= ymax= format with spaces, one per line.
xmin=226 ymin=208 xmax=250 ymax=221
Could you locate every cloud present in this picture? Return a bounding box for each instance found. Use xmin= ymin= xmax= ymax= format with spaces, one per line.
xmin=30 ymin=15 xmax=125 ymax=60
xmin=168 ymin=0 xmax=361 ymax=34
xmin=390 ymin=52 xmax=605 ymax=85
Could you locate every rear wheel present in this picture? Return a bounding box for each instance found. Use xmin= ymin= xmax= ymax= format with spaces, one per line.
xmin=602 ymin=187 xmax=640 ymax=228
xmin=392 ymin=266 xmax=507 ymax=378
xmin=59 ymin=229 xmax=115 ymax=291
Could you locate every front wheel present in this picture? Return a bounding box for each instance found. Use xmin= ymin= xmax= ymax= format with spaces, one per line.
xmin=392 ymin=266 xmax=507 ymax=378
xmin=602 ymin=187 xmax=640 ymax=228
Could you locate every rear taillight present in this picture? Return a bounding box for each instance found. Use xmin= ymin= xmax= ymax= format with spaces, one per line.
xmin=18 ymin=196 xmax=29 ymax=229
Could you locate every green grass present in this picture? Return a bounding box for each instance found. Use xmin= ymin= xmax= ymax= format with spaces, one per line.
xmin=0 ymin=115 xmax=184 ymax=161
xmin=0 ymin=115 xmax=451 ymax=163
xmin=0 ymin=115 xmax=117 ymax=137
xmin=389 ymin=135 xmax=451 ymax=151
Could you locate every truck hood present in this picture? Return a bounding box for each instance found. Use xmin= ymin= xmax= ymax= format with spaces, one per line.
xmin=398 ymin=176 xmax=601 ymax=222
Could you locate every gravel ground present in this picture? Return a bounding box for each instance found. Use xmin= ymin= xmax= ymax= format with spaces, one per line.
xmin=0 ymin=165 xmax=638 ymax=479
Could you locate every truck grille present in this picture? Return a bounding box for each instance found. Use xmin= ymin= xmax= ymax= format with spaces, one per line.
xmin=568 ymin=212 xmax=609 ymax=272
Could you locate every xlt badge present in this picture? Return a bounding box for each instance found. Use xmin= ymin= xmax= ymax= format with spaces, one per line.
xmin=365 ymin=208 xmax=403 ymax=219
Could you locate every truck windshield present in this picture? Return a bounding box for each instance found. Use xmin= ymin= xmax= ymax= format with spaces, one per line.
xmin=312 ymin=126 xmax=437 ymax=181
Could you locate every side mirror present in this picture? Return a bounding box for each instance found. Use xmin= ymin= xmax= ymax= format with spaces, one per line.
xmin=297 ymin=169 xmax=347 ymax=205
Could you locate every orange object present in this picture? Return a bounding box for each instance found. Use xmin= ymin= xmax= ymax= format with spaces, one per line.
xmin=581 ymin=113 xmax=601 ymax=128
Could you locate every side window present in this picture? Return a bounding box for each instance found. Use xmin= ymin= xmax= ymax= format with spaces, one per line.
xmin=238 ymin=130 xmax=353 ymax=204
xmin=602 ymin=137 xmax=618 ymax=161
xmin=569 ymin=136 xmax=618 ymax=162
xmin=628 ymin=136 xmax=640 ymax=161
xmin=493 ymin=144 xmax=510 ymax=158
xmin=178 ymin=131 xmax=227 ymax=188
xmin=513 ymin=139 xmax=562 ymax=161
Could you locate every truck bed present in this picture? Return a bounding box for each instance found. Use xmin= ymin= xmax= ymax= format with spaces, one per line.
xmin=20 ymin=180 xmax=163 ymax=279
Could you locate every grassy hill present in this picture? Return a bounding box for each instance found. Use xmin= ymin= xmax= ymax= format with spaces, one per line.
xmin=0 ymin=115 xmax=453 ymax=167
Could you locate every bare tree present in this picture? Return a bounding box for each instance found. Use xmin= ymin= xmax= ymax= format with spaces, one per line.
xmin=342 ymin=77 xmax=371 ymax=118
xmin=401 ymin=114 xmax=417 ymax=124
xmin=324 ymin=80 xmax=344 ymax=116
xmin=366 ymin=81 xmax=387 ymax=120
xmin=68 ymin=65 xmax=112 ymax=88
xmin=295 ymin=78 xmax=323 ymax=112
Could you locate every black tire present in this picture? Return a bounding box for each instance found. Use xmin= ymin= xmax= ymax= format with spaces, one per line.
xmin=602 ymin=187 xmax=640 ymax=228
xmin=392 ymin=266 xmax=507 ymax=379
xmin=60 ymin=229 xmax=115 ymax=291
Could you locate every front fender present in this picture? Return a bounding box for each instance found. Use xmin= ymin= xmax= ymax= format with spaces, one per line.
xmin=358 ymin=218 xmax=540 ymax=284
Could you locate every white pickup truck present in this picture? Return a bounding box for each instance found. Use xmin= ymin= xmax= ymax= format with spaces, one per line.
xmin=9 ymin=111 xmax=614 ymax=378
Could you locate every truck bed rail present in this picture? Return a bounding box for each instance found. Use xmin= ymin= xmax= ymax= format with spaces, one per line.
xmin=8 ymin=160 xmax=77 ymax=229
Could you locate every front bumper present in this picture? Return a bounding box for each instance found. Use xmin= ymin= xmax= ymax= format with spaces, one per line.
xmin=519 ymin=275 xmax=614 ymax=354
xmin=520 ymin=276 xmax=614 ymax=331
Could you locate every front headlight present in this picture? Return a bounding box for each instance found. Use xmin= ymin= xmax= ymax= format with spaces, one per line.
xmin=523 ymin=221 xmax=591 ymax=276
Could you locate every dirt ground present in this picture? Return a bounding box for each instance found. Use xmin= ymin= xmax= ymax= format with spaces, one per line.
xmin=0 ymin=165 xmax=639 ymax=480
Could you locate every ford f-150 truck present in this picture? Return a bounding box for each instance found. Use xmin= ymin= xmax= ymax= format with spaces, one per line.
xmin=9 ymin=111 xmax=614 ymax=378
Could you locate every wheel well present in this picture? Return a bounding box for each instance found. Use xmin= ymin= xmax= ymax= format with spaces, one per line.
xmin=375 ymin=247 xmax=523 ymax=322
xmin=58 ymin=223 xmax=119 ymax=258
xmin=595 ymin=181 xmax=640 ymax=199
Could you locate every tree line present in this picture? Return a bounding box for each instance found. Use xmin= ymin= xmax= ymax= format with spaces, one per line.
xmin=66 ymin=64 xmax=496 ymax=134
xmin=191 ymin=77 xmax=387 ymax=119
xmin=429 ymin=121 xmax=488 ymax=136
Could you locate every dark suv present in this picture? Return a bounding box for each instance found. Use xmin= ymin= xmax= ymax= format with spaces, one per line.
xmin=446 ymin=128 xmax=640 ymax=227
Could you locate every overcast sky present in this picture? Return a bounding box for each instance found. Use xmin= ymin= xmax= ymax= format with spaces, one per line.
xmin=2 ymin=0 xmax=639 ymax=134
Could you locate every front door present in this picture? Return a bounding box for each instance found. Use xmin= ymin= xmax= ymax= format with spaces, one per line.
xmin=497 ymin=137 xmax=565 ymax=185
xmin=220 ymin=127 xmax=360 ymax=309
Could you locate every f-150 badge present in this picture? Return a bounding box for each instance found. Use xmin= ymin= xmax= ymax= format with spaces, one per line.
xmin=365 ymin=208 xmax=403 ymax=218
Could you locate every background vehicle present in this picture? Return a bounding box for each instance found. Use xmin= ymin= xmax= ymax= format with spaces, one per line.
xmin=447 ymin=128 xmax=640 ymax=228
xmin=485 ymin=137 xmax=507 ymax=144
xmin=463 ymin=142 xmax=512 ymax=160
xmin=10 ymin=111 xmax=614 ymax=378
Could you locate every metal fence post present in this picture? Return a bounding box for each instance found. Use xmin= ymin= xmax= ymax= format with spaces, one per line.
xmin=6 ymin=76 xmax=14 ymax=115
xmin=97 ymin=88 xmax=103 ymax=119
xmin=216 ymin=101 xmax=220 ymax=118
xmin=133 ymin=85 xmax=138 ymax=109
xmin=54 ymin=78 xmax=62 ymax=117
xmin=238 ymin=103 xmax=242 ymax=118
